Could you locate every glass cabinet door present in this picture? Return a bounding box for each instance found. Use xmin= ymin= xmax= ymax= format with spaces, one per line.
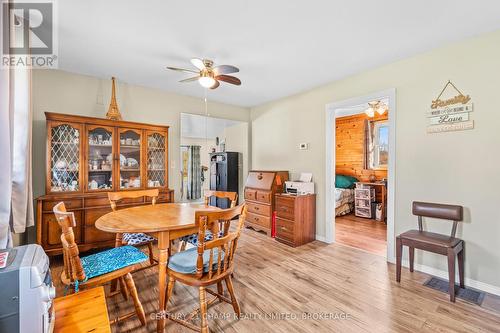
xmin=147 ymin=132 xmax=167 ymax=188
xmin=119 ymin=129 xmax=142 ymax=189
xmin=86 ymin=125 xmax=114 ymax=191
xmin=49 ymin=123 xmax=81 ymax=192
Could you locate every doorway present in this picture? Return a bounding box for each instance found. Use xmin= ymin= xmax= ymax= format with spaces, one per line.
xmin=179 ymin=113 xmax=248 ymax=203
xmin=325 ymin=89 xmax=396 ymax=262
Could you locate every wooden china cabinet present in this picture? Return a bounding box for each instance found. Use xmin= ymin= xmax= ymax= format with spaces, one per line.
xmin=36 ymin=112 xmax=173 ymax=255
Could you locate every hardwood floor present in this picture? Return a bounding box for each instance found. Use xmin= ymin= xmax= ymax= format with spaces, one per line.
xmin=336 ymin=213 xmax=387 ymax=256
xmin=50 ymin=228 xmax=500 ymax=333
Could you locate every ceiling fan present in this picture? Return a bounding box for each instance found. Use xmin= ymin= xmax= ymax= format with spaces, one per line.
xmin=167 ymin=58 xmax=241 ymax=89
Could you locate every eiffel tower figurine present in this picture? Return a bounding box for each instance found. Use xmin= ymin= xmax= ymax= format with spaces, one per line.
xmin=106 ymin=77 xmax=122 ymax=120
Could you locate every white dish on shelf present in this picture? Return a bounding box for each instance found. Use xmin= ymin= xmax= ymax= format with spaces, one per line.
xmin=55 ymin=160 xmax=67 ymax=170
xmin=126 ymin=158 xmax=139 ymax=167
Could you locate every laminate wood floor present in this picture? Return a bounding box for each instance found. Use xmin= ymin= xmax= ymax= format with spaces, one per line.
xmin=51 ymin=228 xmax=500 ymax=333
xmin=336 ymin=214 xmax=387 ymax=256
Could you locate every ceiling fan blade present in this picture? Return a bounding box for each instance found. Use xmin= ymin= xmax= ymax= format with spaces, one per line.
xmin=179 ymin=76 xmax=200 ymax=83
xmin=216 ymin=75 xmax=241 ymax=86
xmin=210 ymin=80 xmax=220 ymax=89
xmin=166 ymin=66 xmax=199 ymax=74
xmin=191 ymin=58 xmax=206 ymax=70
xmin=213 ymin=65 xmax=239 ymax=76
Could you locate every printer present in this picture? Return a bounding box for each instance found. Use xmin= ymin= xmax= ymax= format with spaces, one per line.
xmin=285 ymin=172 xmax=315 ymax=195
xmin=0 ymin=244 xmax=55 ymax=333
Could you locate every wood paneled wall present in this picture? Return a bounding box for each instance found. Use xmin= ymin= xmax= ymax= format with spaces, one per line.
xmin=335 ymin=113 xmax=388 ymax=182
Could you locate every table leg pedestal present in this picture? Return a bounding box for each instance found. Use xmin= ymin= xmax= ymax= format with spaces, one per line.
xmin=157 ymin=232 xmax=170 ymax=333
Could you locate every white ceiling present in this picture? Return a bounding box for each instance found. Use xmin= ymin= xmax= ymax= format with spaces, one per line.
xmin=58 ymin=1 xmax=500 ymax=107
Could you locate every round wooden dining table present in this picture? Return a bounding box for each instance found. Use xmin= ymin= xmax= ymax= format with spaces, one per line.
xmin=95 ymin=202 xmax=219 ymax=333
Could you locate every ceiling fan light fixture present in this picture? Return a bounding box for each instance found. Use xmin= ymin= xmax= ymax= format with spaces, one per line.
xmin=376 ymin=104 xmax=388 ymax=115
xmin=198 ymin=76 xmax=216 ymax=88
xmin=365 ymin=107 xmax=375 ymax=117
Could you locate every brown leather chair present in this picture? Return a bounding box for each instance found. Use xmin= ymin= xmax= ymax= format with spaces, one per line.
xmin=396 ymin=201 xmax=464 ymax=302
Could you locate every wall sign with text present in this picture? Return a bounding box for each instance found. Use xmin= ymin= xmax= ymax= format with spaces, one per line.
xmin=427 ymin=81 xmax=474 ymax=134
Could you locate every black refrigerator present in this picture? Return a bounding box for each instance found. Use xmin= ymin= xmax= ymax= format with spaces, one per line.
xmin=209 ymin=152 xmax=239 ymax=208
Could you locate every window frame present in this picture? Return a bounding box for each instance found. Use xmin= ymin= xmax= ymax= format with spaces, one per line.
xmin=372 ymin=120 xmax=389 ymax=170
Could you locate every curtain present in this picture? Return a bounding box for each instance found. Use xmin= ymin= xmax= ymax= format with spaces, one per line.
xmin=0 ymin=67 xmax=34 ymax=248
xmin=0 ymin=68 xmax=13 ymax=248
xmin=187 ymin=145 xmax=202 ymax=200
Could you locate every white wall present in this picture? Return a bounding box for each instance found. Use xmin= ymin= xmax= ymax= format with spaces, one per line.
xmin=32 ymin=70 xmax=250 ymax=203
xmin=224 ymin=122 xmax=250 ymax=200
xmin=251 ymin=30 xmax=500 ymax=290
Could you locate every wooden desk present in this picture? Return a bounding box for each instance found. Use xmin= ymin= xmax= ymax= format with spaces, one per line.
xmin=54 ymin=286 xmax=111 ymax=333
xmin=355 ymin=182 xmax=387 ymax=221
xmin=95 ymin=202 xmax=219 ymax=333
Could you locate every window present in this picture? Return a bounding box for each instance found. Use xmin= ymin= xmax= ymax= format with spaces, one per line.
xmin=367 ymin=120 xmax=389 ymax=169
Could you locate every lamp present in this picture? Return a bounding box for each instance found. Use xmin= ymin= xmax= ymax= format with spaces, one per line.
xmin=365 ymin=103 xmax=375 ymax=117
xmin=376 ymin=103 xmax=388 ymax=115
xmin=365 ymin=100 xmax=387 ymax=117
xmin=198 ymin=76 xmax=216 ymax=88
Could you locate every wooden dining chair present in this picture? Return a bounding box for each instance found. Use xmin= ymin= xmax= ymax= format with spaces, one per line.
xmin=164 ymin=204 xmax=247 ymax=333
xmin=108 ymin=189 xmax=160 ymax=266
xmin=53 ymin=202 xmax=147 ymax=325
xmin=396 ymin=201 xmax=464 ymax=302
xmin=179 ymin=190 xmax=238 ymax=251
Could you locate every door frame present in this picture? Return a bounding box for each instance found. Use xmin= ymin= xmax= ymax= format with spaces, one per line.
xmin=325 ymin=88 xmax=396 ymax=263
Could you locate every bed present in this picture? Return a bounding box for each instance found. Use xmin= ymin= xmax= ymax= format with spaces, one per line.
xmin=335 ymin=187 xmax=355 ymax=216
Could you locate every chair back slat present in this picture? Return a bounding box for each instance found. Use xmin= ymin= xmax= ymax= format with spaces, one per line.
xmin=412 ymin=201 xmax=463 ymax=237
xmin=412 ymin=201 xmax=463 ymax=221
xmin=53 ymin=202 xmax=86 ymax=283
xmin=108 ymin=189 xmax=159 ymax=211
xmin=204 ymin=191 xmax=238 ymax=208
xmin=194 ymin=204 xmax=246 ymax=279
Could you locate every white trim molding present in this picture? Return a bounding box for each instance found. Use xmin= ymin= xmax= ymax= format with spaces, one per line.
xmin=315 ymin=234 xmax=327 ymax=243
xmin=325 ymin=88 xmax=397 ymax=263
xmin=401 ymin=260 xmax=500 ymax=297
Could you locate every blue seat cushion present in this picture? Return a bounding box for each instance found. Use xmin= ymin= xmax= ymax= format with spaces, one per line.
xmin=180 ymin=230 xmax=223 ymax=246
xmin=123 ymin=232 xmax=156 ymax=246
xmin=168 ymin=247 xmax=225 ymax=274
xmin=80 ymin=245 xmax=148 ymax=279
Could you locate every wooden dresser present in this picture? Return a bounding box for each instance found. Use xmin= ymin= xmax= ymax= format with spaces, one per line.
xmin=275 ymin=193 xmax=316 ymax=247
xmin=244 ymin=170 xmax=289 ymax=236
xmin=36 ymin=112 xmax=174 ymax=255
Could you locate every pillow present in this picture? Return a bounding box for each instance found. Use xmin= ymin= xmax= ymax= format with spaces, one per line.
xmin=335 ymin=175 xmax=358 ymax=189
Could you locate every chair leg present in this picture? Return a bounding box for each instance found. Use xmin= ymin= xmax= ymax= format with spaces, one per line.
xmin=199 ymin=287 xmax=209 ymax=333
xmin=224 ymin=276 xmax=241 ymax=318
xmin=409 ymin=247 xmax=415 ymax=272
xmin=396 ymin=237 xmax=402 ymax=282
xmin=123 ymin=272 xmax=146 ymax=326
xmin=147 ymin=242 xmax=155 ymax=265
xmin=217 ymin=281 xmax=224 ymax=297
xmin=164 ymin=275 xmax=175 ymax=311
xmin=119 ymin=277 xmax=129 ymax=301
xmin=111 ymin=233 xmax=124 ymax=293
xmin=458 ymin=243 xmax=465 ymax=289
xmin=447 ymin=249 xmax=456 ymax=302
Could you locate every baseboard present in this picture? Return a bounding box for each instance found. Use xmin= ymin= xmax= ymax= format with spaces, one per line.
xmin=401 ymin=259 xmax=500 ymax=297
xmin=315 ymin=234 xmax=328 ymax=243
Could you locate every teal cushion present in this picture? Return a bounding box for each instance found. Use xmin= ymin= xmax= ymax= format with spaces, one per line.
xmin=335 ymin=175 xmax=358 ymax=189
xmin=168 ymin=247 xmax=224 ymax=274
xmin=80 ymin=245 xmax=148 ymax=279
